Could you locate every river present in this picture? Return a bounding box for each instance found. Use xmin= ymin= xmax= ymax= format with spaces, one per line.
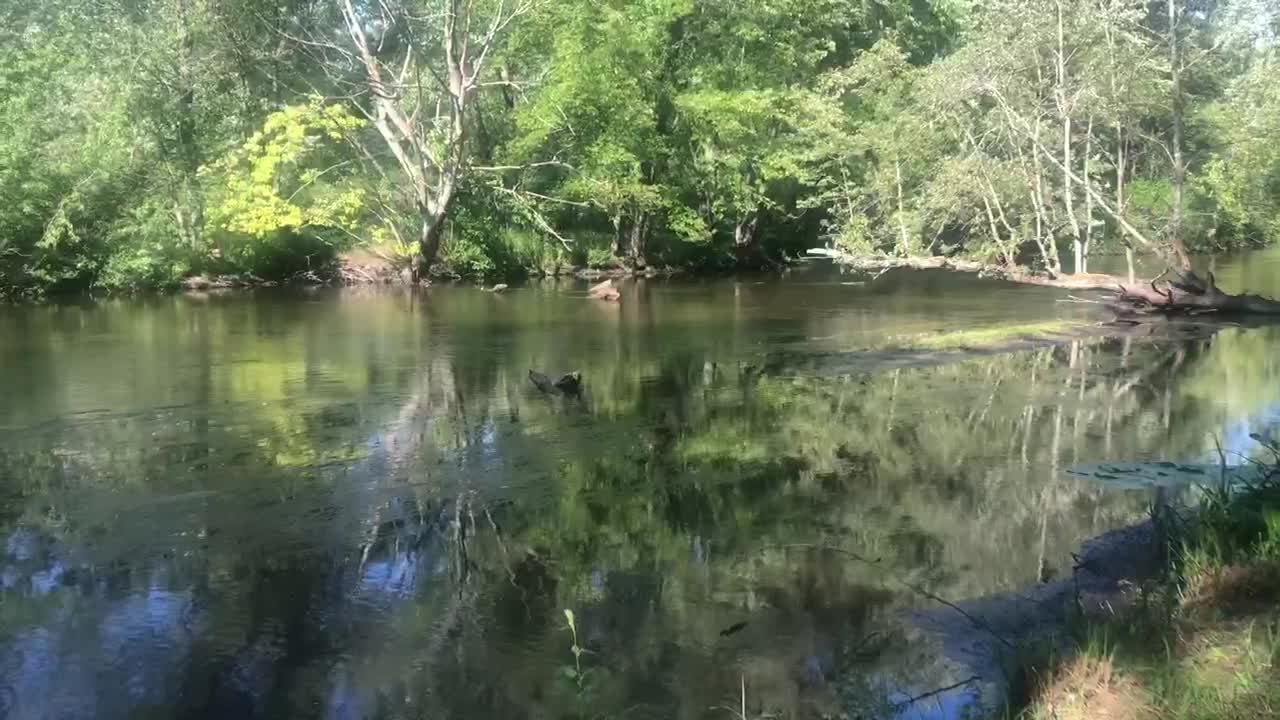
xmin=1 ymin=256 xmax=1279 ymax=719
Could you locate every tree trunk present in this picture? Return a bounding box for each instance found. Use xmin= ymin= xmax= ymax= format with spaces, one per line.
xmin=1105 ymin=16 xmax=1135 ymax=284
xmin=963 ymin=127 xmax=1017 ymax=263
xmin=734 ymin=212 xmax=759 ymax=249
xmin=894 ymin=151 xmax=911 ymax=256
xmin=1167 ymin=0 xmax=1192 ymax=271
xmin=1057 ymin=0 xmax=1083 ymax=275
xmin=628 ymin=213 xmax=648 ymax=267
xmin=611 ymin=211 xmax=625 ymax=258
xmin=415 ymin=209 xmax=448 ymax=281
xmin=1027 ymin=78 xmax=1060 ymax=276
xmin=1113 ymin=270 xmax=1280 ymax=315
xmin=1082 ymin=116 xmax=1094 ymax=275
xmin=174 ymin=0 xmax=203 ymax=250
xmin=1117 ymin=124 xmax=1135 ymax=283
xmin=337 ymin=0 xmax=496 ymax=279
xmin=994 ymin=91 xmax=1161 ymax=258
xmin=498 ymin=64 xmax=516 ymax=109
xmin=811 ymin=249 xmax=1280 ymax=316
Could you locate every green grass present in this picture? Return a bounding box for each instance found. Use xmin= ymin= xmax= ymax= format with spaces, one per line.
xmin=1015 ymin=443 xmax=1280 ymax=720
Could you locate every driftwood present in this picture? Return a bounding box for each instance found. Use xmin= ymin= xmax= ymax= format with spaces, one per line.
xmin=808 ymin=249 xmax=1280 ymax=317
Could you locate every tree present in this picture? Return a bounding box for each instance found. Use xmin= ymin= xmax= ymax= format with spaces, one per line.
xmin=504 ymin=0 xmax=687 ymax=266
xmin=1200 ymin=50 xmax=1280 ymax=249
xmin=3 ymin=0 xmax=1279 ymax=294
xmin=305 ymin=0 xmax=536 ymax=278
xmin=799 ymin=40 xmax=941 ymax=258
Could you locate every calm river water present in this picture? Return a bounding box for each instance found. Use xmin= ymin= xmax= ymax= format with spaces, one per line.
xmin=1 ymin=255 xmax=1279 ymax=719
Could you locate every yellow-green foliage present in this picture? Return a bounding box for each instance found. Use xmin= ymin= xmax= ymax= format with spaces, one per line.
xmin=205 ymin=98 xmax=366 ymax=239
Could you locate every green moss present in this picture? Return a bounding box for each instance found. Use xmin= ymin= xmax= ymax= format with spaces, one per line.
xmin=886 ymin=320 xmax=1086 ymax=351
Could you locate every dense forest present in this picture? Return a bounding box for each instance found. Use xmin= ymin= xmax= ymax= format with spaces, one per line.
xmin=1 ymin=0 xmax=1277 ymax=295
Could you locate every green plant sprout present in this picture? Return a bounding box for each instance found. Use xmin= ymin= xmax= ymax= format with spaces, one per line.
xmin=563 ymin=608 xmax=586 ymax=690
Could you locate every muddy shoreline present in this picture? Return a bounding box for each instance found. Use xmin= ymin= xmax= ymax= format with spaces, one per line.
xmin=175 ymin=257 xmax=686 ymax=293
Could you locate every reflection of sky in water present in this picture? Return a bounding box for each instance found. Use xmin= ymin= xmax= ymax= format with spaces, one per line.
xmin=356 ymin=551 xmax=420 ymax=600
xmin=0 ymin=584 xmax=191 ymax=718
xmin=0 ymin=523 xmax=436 ymax=720
xmin=1221 ymin=401 xmax=1280 ymax=460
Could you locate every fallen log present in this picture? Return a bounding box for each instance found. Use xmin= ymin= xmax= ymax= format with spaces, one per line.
xmin=1112 ymin=270 xmax=1280 ymax=316
xmin=807 ymin=250 xmax=1280 ymax=317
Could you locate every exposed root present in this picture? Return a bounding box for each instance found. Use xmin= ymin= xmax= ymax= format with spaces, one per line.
xmin=1112 ymin=269 xmax=1280 ymax=317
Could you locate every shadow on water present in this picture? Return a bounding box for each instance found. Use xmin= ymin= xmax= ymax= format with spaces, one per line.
xmin=1 ymin=268 xmax=1280 ymax=718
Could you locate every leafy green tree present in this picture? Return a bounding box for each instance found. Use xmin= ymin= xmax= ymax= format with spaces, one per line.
xmin=1200 ymin=50 xmax=1280 ymax=249
xmin=0 ymin=2 xmax=143 ymax=293
xmin=318 ymin=0 xmax=537 ymax=278
xmin=1 ymin=0 xmax=1278 ymax=294
xmin=505 ymin=0 xmax=688 ymax=265
xmin=798 ymin=40 xmax=942 ymax=257
xmin=204 ymin=100 xmax=366 ymax=246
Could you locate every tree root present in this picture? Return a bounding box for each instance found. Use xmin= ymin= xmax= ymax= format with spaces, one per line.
xmin=1111 ymin=269 xmax=1280 ymax=316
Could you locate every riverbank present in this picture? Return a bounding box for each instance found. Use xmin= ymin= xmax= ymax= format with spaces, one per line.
xmin=1019 ymin=458 xmax=1280 ymax=720
xmin=103 ymin=250 xmax=690 ymax=299
xmin=161 ymin=249 xmax=689 ymax=293
xmin=915 ymin=448 xmax=1280 ymax=719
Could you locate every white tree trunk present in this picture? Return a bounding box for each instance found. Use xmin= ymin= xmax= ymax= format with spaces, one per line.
xmin=894 ymin=152 xmax=910 ymax=256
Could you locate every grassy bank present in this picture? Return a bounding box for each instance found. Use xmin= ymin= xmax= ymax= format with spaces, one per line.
xmin=1015 ymin=442 xmax=1280 ymax=720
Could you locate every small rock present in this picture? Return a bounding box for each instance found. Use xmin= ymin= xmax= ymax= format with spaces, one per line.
xmin=588 ymin=279 xmax=621 ymax=302
xmin=554 ymin=372 xmax=582 ymax=395
xmin=182 ymin=275 xmax=212 ymax=291
xmin=491 ymin=283 xmax=509 ymax=293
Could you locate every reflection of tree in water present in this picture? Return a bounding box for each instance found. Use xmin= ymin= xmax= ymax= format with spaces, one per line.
xmin=291 ymin=331 xmax=1256 ymax=718
xmin=1 ymin=322 xmax=1279 ymax=719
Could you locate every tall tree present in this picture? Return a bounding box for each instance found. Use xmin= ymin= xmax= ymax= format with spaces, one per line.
xmin=311 ymin=0 xmax=535 ymax=277
xmin=1165 ymin=0 xmax=1192 ymax=270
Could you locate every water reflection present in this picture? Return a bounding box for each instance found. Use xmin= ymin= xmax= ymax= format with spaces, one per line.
xmin=1 ymin=274 xmax=1279 ymax=719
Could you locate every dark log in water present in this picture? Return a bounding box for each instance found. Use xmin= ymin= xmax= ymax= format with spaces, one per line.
xmin=553 ymin=372 xmax=581 ymax=395
xmin=528 ymin=369 xmax=583 ymax=396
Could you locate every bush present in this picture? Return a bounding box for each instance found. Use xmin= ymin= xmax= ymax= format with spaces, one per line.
xmin=213 ymin=228 xmax=341 ymax=280
xmin=586 ymin=246 xmax=616 ymax=269
xmin=94 ymin=197 xmax=189 ymax=290
xmin=1125 ymin=179 xmax=1218 ymax=253
xmin=440 ymin=234 xmax=498 ymax=278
